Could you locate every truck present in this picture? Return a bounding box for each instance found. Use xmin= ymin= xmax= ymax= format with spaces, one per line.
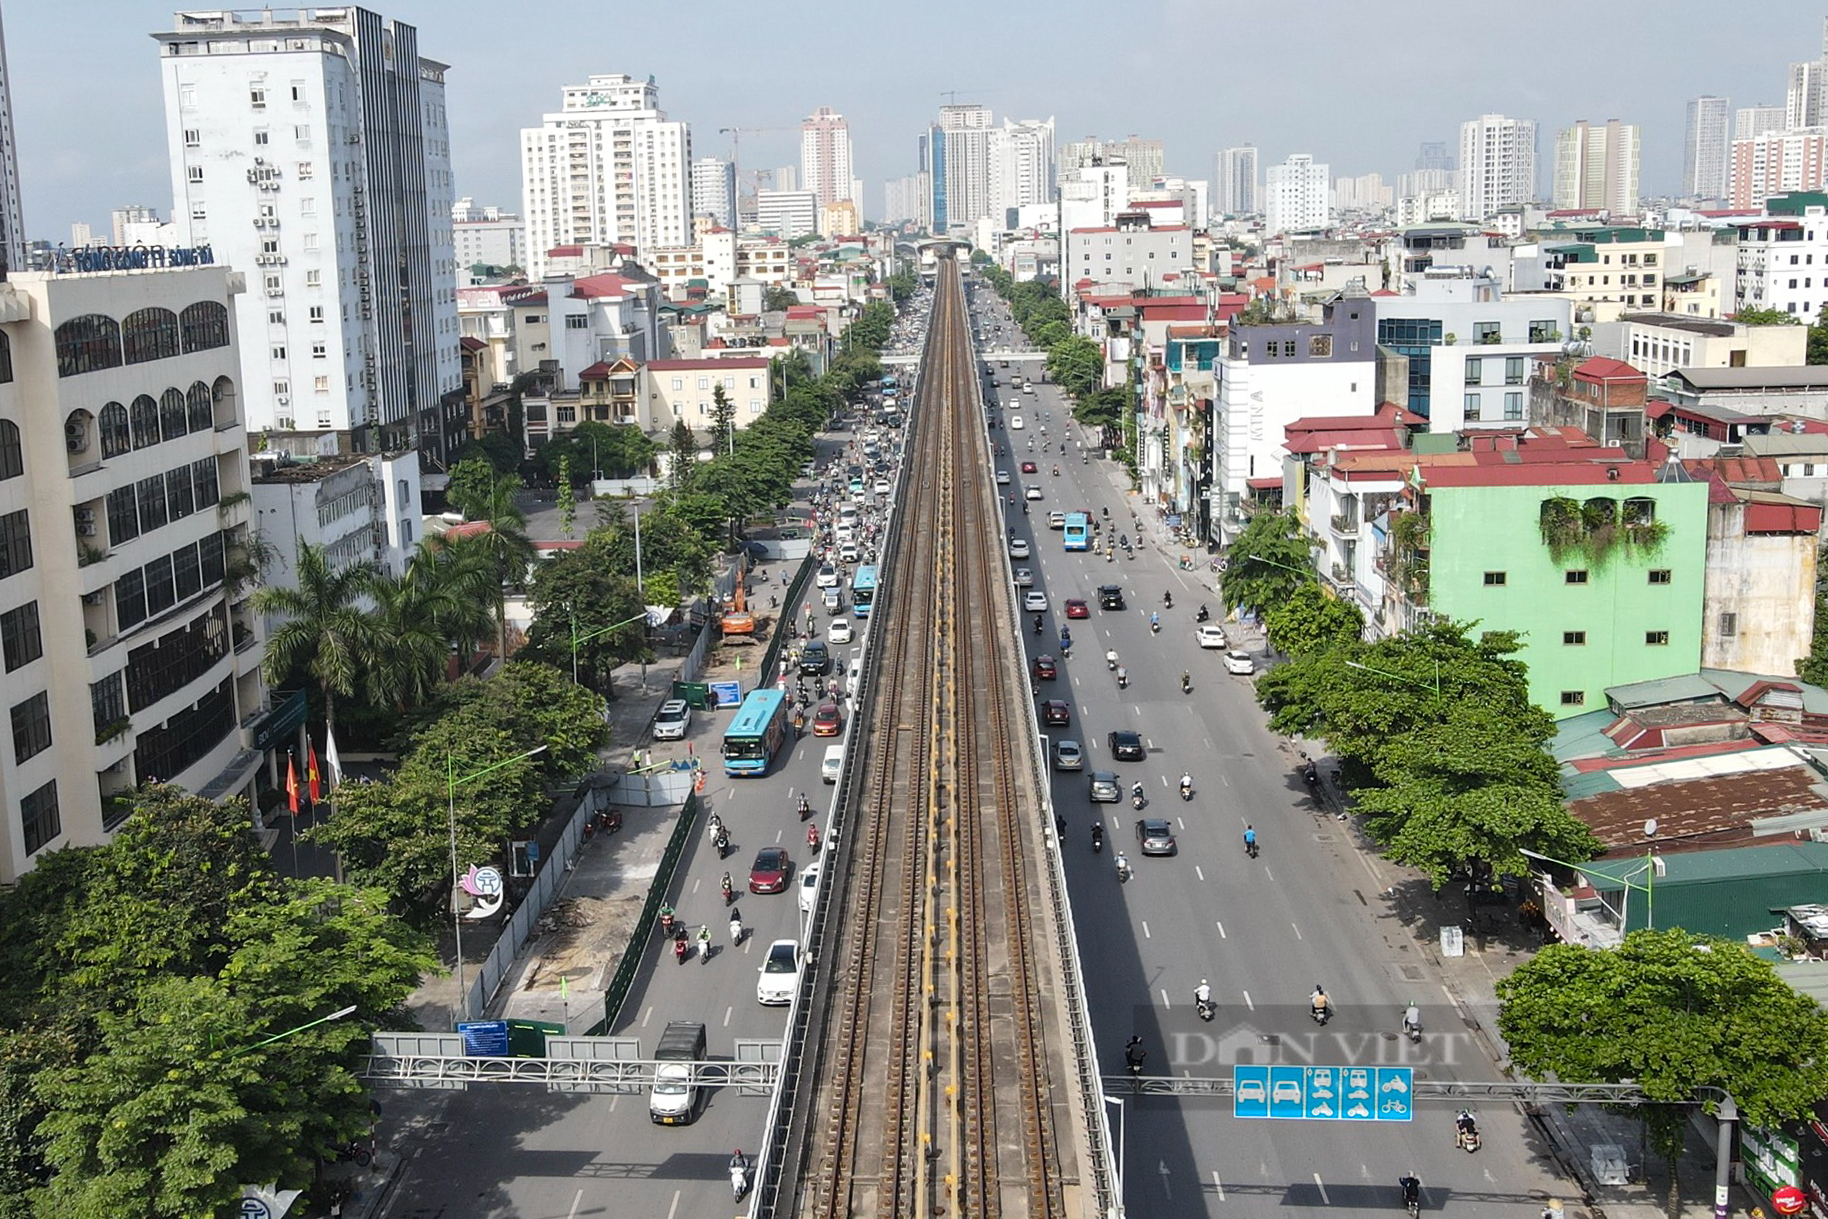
xmin=649 ymin=1020 xmax=707 ymax=1125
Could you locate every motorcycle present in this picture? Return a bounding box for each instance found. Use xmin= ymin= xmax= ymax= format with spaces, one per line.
xmin=1117 ymin=667 xmax=1128 ymax=689
xmin=659 ymin=907 xmax=676 ymax=937
xmin=1033 ymin=615 xmax=1044 ymax=635
xmin=1052 ymin=465 xmax=1060 ymax=476
xmin=730 ymin=1151 xmax=750 ymax=1201
xmin=1310 ymin=1000 xmax=1331 ymax=1026
xmin=1196 ymin=995 xmax=1215 ymax=1022
xmin=1090 ymin=823 xmax=1104 ymax=853
xmin=798 ymin=796 xmax=812 ymax=821
xmin=1131 ymin=786 xmax=1146 ymax=810
xmin=808 ymin=825 xmax=822 ymax=853
xmin=714 ymin=827 xmax=730 ymax=858
xmin=721 ymin=876 xmax=734 ymax=906
xmin=1179 ymin=778 xmax=1193 ymax=802
xmin=674 ymin=933 xmax=689 ymax=965
xmin=1196 ymin=604 xmax=1211 ymax=623
xmin=1303 ymin=760 xmax=1320 ymax=786
xmin=1399 ymin=1177 xmax=1421 ymax=1219
xmin=1115 ymin=854 xmax=1132 ymax=883
xmin=1244 ymin=834 xmax=1259 ymax=859
xmin=1455 ymin=1112 xmax=1481 ymax=1153
xmin=1163 ymin=591 xmax=1174 ymax=609
xmin=1150 ymin=619 xmax=1160 ymax=635
xmin=1403 ymin=1010 xmax=1423 ymax=1044
xmin=1106 ymin=651 xmax=1119 ymax=672
xmin=1181 ymin=673 xmax=1193 ymax=694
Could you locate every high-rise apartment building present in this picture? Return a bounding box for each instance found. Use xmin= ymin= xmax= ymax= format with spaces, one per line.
xmin=1415 ymin=141 xmax=1454 ymax=173
xmin=691 ymin=157 xmax=736 ymax=227
xmin=1264 ymin=153 xmax=1330 ymax=234
xmin=1683 ymin=96 xmax=1730 ymax=201
xmin=155 ymin=7 xmax=461 ymax=459
xmin=520 ymin=73 xmax=692 ymax=278
xmin=883 ymin=173 xmax=931 ymax=230
xmin=0 ymin=8 xmax=21 ymax=280
xmin=1737 ymin=104 xmax=1787 ymax=141
xmin=1552 ymin=119 xmax=1640 ymax=216
xmin=1459 ymin=114 xmax=1537 ymax=221
xmin=800 ymin=107 xmax=853 ymax=207
xmin=989 ymin=117 xmax=1055 ymax=219
xmin=1728 ymin=128 xmax=1828 ymax=209
xmin=451 ymin=199 xmax=525 ymax=274
xmin=1789 ymin=60 xmax=1825 ymax=132
xmin=1217 ymin=146 xmax=1258 ymax=216
xmin=931 ymin=105 xmax=993 ymax=233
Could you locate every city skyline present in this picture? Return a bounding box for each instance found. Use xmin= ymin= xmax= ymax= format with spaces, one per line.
xmin=8 ymin=0 xmax=1825 ymax=236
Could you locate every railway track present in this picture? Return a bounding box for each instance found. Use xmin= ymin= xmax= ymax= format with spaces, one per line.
xmin=790 ymin=258 xmax=1073 ymax=1217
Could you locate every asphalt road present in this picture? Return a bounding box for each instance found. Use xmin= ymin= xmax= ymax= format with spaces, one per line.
xmin=974 ymin=290 xmax=1562 ymax=1218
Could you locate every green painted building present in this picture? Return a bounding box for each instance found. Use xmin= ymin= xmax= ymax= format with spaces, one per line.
xmin=1397 ymin=435 xmax=1710 ymax=718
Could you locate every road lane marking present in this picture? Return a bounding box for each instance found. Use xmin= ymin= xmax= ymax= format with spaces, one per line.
xmin=723 ymin=1006 xmax=733 ymax=1027
xmin=641 ymin=1006 xmax=652 ymax=1027
xmin=565 ymin=1189 xmax=584 ymax=1219
xmin=1215 ymin=921 xmax=1226 ymax=938
xmin=1176 ymin=816 xmax=1186 ymax=830
xmin=665 ymin=1190 xmax=682 ymax=1219
xmin=1263 ymin=866 xmax=1274 ymax=883
xmin=1292 ymin=923 xmax=1303 ymax=940
xmin=1141 ymin=921 xmax=1151 ymax=939
xmin=1194 ymin=866 xmax=1205 ymax=882
xmin=1212 ymin=1172 xmax=1226 ymax=1200
xmin=1242 ymin=990 xmax=1253 ymax=1010
xmin=1313 ymin=1174 xmax=1330 ymax=1205
xmin=1160 ymin=988 xmax=1170 ymax=1007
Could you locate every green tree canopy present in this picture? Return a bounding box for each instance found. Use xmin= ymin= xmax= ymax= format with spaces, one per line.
xmin=1046 ymin=335 xmax=1105 ymax=399
xmin=1219 ymin=511 xmax=1313 ymax=619
xmin=1731 ymin=307 xmax=1799 ymax=326
xmin=1265 ymin=582 xmax=1365 ymax=659
xmin=762 ymin=285 xmax=799 ymax=312
xmin=446 ymin=457 xmax=517 ymax=522
xmin=250 ymin=544 xmax=380 ymax=755
xmin=535 ymin=422 xmax=655 ymax=485
xmin=1810 ymin=304 xmax=1828 ymax=365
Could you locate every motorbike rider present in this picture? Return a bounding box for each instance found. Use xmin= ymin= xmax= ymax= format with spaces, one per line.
xmin=720 ymin=871 xmax=734 ymax=900
xmin=1115 ymin=851 xmax=1131 ymax=880
xmin=1243 ymin=824 xmax=1257 ymax=855
xmin=1150 ymin=610 xmax=1160 ymax=630
xmin=1090 ymin=821 xmax=1104 ymax=850
xmin=730 ymin=1150 xmax=749 ymax=1198
xmin=729 ymin=907 xmax=744 ymax=945
xmin=1116 ymin=665 xmax=1128 ymax=687
xmin=1196 ymin=603 xmax=1211 ymax=622
xmin=1404 ymin=1004 xmax=1423 ymax=1037
xmin=1194 ymin=978 xmax=1213 ymax=1011
xmin=1179 ymin=772 xmax=1192 ymax=798
xmin=1311 ymin=984 xmax=1331 ymax=1019
xmin=1131 ymin=781 xmax=1146 ymax=806
xmin=697 ymin=923 xmax=712 ymax=963
xmin=1399 ymin=1175 xmax=1421 ymax=1211
xmin=1163 ymin=590 xmax=1173 ymax=608
xmin=1106 ymin=648 xmax=1119 ymax=670
xmin=1456 ymin=1109 xmax=1478 ymax=1141
xmin=798 ymin=793 xmax=812 ymax=819
xmin=1181 ymin=669 xmax=1192 ymax=692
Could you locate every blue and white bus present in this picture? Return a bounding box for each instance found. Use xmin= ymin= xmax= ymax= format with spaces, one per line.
xmin=851 ymin=565 xmax=879 ymax=618
xmin=1063 ymin=512 xmax=1091 ymax=551
xmin=722 ymin=689 xmax=790 ymax=778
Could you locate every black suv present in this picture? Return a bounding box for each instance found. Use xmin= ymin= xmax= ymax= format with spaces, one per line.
xmin=799 ymin=640 xmax=832 ymax=676
xmin=1097 ymin=584 xmax=1126 ymax=611
xmin=1108 ymin=730 xmax=1146 ymax=762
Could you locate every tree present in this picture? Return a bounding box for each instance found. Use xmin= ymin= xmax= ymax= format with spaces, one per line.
xmin=762 ymin=285 xmax=799 ymax=312
xmin=667 ymin=420 xmax=698 ymax=492
xmin=366 ymin=540 xmax=494 ymax=711
xmin=1798 ymin=545 xmax=1828 ymax=683
xmin=1220 ymin=511 xmax=1313 ymax=620
xmin=521 ymin=540 xmax=651 ymax=692
xmin=443 ymin=480 xmax=535 ymax=661
xmin=1046 ymin=335 xmax=1105 ymax=399
xmin=445 ymin=456 xmax=510 ymax=522
xmin=453 ymin=433 xmax=521 ymax=475
xmin=252 ymin=544 xmax=380 ymax=756
xmin=556 ymin=456 xmax=577 ymax=538
xmin=1810 ymin=303 xmax=1828 ymax=365
xmin=1499 ymin=929 xmax=1828 ymax=1204
xmin=1730 ymin=306 xmax=1799 ymax=327
xmin=1265 ymin=582 xmax=1364 ymax=658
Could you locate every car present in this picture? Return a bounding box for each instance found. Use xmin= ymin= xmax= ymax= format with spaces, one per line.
xmin=799 ymin=640 xmax=832 ymax=675
xmin=799 ymin=861 xmax=822 ymax=913
xmin=1048 ymin=511 xmax=1066 ymax=530
xmin=874 ymin=480 xmax=892 ymax=496
xmin=1196 ymin=624 xmax=1229 ymax=649
xmin=811 ymin=702 xmax=842 ymax=737
xmin=1088 ymin=770 xmax=1121 ymax=802
xmin=749 ymin=847 xmax=792 ymax=894
xmin=1013 ymin=567 xmax=1034 ymax=588
xmin=1023 ymin=590 xmax=1049 ymax=613
xmin=1097 ymin=584 xmax=1126 ymax=611
xmin=756 ymin=939 xmax=802 ymax=1005
xmin=1064 ymin=598 xmax=1090 ymax=619
xmin=1225 ymin=649 xmax=1257 ymax=676
xmin=1033 ymin=654 xmax=1057 ymax=680
xmin=1054 ymin=739 xmax=1085 ymax=771
xmin=995 ymin=469 xmax=1012 ymax=486
xmin=1010 ymin=415 xmax=1025 ymax=430
xmin=1135 ymin=818 xmax=1177 ymax=856
xmin=1042 ymin=699 xmax=1071 ymax=726
xmin=837 ymin=541 xmax=860 ymax=563
xmin=652 ymin=699 xmax=692 ymax=741
xmin=1108 ymin=730 xmax=1146 ymax=762
xmin=1020 ymin=460 xmax=1038 ymax=474
xmin=1009 ymin=538 xmax=1031 ymax=560
xmin=829 ymin=618 xmax=854 ymax=644
xmin=1024 ymin=485 xmax=1043 ymax=501
xmin=815 ymin=564 xmax=839 ymax=588
xmin=821 ymin=586 xmax=843 ymax=614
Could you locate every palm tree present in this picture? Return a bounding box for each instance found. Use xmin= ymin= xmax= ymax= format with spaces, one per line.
xmin=251 ymin=543 xmax=381 ymax=750
xmin=448 ymin=477 xmax=537 ymax=661
xmin=367 ymin=540 xmax=494 ymax=710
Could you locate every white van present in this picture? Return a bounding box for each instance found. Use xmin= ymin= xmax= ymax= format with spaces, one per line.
xmin=821 ymin=743 xmax=845 ymax=784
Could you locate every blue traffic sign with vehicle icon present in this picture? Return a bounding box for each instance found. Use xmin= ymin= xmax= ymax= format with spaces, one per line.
xmin=1231 ymin=1066 xmax=1412 ymax=1121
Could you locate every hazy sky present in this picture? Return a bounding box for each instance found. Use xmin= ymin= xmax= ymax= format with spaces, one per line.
xmin=8 ymin=0 xmax=1824 ymax=238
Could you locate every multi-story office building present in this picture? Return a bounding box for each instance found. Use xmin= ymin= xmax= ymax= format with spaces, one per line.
xmin=800 ymin=107 xmax=853 ymax=208
xmin=989 ymin=117 xmax=1055 ymax=219
xmin=1060 ymin=213 xmax=1193 ymax=293
xmin=1732 ymin=195 xmax=1828 ymax=320
xmin=755 ymin=189 xmax=817 ymax=240
xmin=1736 ymin=104 xmax=1787 ymax=142
xmin=1373 ymin=273 xmax=1569 ymax=428
xmin=1217 ymin=145 xmax=1258 ymax=216
xmin=882 ymin=173 xmax=931 ymax=230
xmin=1264 ymin=153 xmax=1330 ymax=234
xmin=1791 ymin=61 xmax=1826 ymax=132
xmin=1728 ymin=129 xmax=1828 ymax=209
xmin=154 ymin=8 xmax=461 ymax=462
xmin=1553 ymin=119 xmax=1640 ymax=216
xmin=1058 ymin=159 xmax=1129 ymax=233
xmin=520 ymin=73 xmax=692 ymax=277
xmin=0 ymin=260 xmax=271 ymax=882
xmin=691 ymin=157 xmax=736 ymax=227
xmin=1459 ymin=114 xmax=1537 ymax=221
xmin=1683 ymin=96 xmax=1730 ymax=201
xmin=1332 ymin=173 xmax=1392 ymax=213
xmin=451 ymin=198 xmax=525 ymax=274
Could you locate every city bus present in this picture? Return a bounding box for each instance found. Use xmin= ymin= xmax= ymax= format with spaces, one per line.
xmin=722 ymin=688 xmax=790 ymax=778
xmin=1063 ymin=512 xmax=1091 ymax=552
xmin=851 ymin=565 xmax=879 ymax=618
xmin=881 ymin=374 xmax=900 ymax=398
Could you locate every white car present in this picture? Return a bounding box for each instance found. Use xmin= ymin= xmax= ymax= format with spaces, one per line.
xmin=873 ymin=480 xmax=892 ymax=496
xmin=1010 ymin=415 xmax=1025 ymax=430
xmin=829 ymin=618 xmax=854 ymax=644
xmin=994 ymin=469 xmax=1011 ymax=486
xmin=1224 ymin=649 xmax=1257 ymax=676
xmin=1009 ymin=538 xmax=1031 ymax=560
xmin=756 ymin=939 xmax=802 ymax=1005
xmin=1023 ymin=590 xmax=1049 ymax=613
xmin=815 ymin=564 xmax=839 ymax=589
xmin=1196 ymin=624 xmax=1229 ymax=649
xmin=1025 ymin=485 xmax=1043 ymax=501
xmin=1048 ymin=511 xmax=1066 ymax=530
xmin=652 ymin=699 xmax=691 ymax=741
xmin=1013 ymin=567 xmax=1034 ymax=588
xmin=799 ymin=862 xmax=822 ymax=914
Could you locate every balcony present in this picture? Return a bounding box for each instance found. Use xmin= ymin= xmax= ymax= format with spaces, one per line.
xmin=1329 ymin=563 xmax=1356 ymax=589
xmin=1330 ymin=513 xmax=1359 ymax=536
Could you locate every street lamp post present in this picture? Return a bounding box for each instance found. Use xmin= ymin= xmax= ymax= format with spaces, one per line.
xmin=1103 ymin=1094 xmax=1126 ymax=1217
xmin=1344 ymin=658 xmax=1441 ymax=698
xmin=448 ymin=744 xmax=549 ymax=1027
xmin=570 ymin=610 xmax=649 ymax=690
xmin=239 ymin=1004 xmax=358 ymax=1054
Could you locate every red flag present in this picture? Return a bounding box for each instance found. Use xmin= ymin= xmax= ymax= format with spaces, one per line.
xmin=286 ymin=755 xmax=299 ymax=816
xmin=307 ymin=744 xmax=321 ymax=804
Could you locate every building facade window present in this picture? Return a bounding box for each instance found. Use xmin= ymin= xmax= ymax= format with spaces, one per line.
xmin=1645 ymin=630 xmax=1670 ymax=646
xmin=0 ymin=601 xmax=41 ymax=671
xmin=178 ymin=301 xmax=231 ymax=353
xmin=0 ymin=331 xmax=12 ymax=384
xmin=1719 ymin=612 xmax=1738 ymax=637
xmin=0 ymin=509 xmax=31 ymax=580
xmin=107 ymin=485 xmax=139 ymax=544
xmin=10 ymin=690 xmax=51 ymax=763
xmin=160 ymin=388 xmax=189 ymax=442
xmin=1560 ymin=690 xmax=1586 ymax=706
xmin=122 ymin=308 xmax=182 ymax=365
xmin=1483 ymin=570 xmax=1506 ymax=585
xmin=116 ymin=568 xmax=146 ymax=630
xmin=187 ymin=382 xmax=214 ymax=432
xmin=90 ymin=671 xmax=125 ymax=736
xmin=0 ymin=419 xmax=20 ymax=480
xmin=1465 ymin=357 xmax=1483 ymax=385
xmin=1505 ymin=392 xmax=1524 ymax=420
xmin=1648 ymin=569 xmax=1672 ymax=584
xmin=1565 ymin=570 xmax=1589 ymax=584
xmin=130 ymin=395 xmax=160 ymax=449
xmin=1563 ymin=630 xmax=1586 ymax=645
xmin=20 ymin=781 xmax=58 ymax=856
xmin=55 ymin=314 xmax=123 ymax=378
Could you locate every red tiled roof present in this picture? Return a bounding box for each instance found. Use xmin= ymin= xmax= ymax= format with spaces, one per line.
xmin=547 ymin=245 xmax=583 ymax=257
xmin=1287 ymin=428 xmax=1403 ymax=455
xmin=1246 ymin=476 xmax=1282 ymax=489
xmin=646 ymin=356 xmax=769 ymax=370
xmin=571 ymin=273 xmax=642 ymax=299
xmin=1573 ymin=356 xmax=1644 ymax=381
xmin=1746 ymin=498 xmax=1823 ymax=534
xmin=459 ymin=336 xmax=485 ymax=352
xmin=1370 ymin=289 xmax=1400 ymax=297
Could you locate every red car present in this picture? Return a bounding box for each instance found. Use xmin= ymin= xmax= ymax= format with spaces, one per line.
xmin=1020 ymin=460 xmax=1038 ymax=474
xmin=1033 ymin=654 xmax=1057 ymax=680
xmin=812 ymin=701 xmax=842 ymax=737
xmin=1064 ymin=599 xmax=1090 ymax=619
xmin=749 ymin=846 xmax=791 ymax=894
xmin=1041 ymin=699 xmax=1072 ymax=727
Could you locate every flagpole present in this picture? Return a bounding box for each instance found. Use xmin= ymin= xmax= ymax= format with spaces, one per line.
xmin=287 ymin=751 xmax=300 ymax=879
xmin=326 ymin=727 xmax=345 ymax=884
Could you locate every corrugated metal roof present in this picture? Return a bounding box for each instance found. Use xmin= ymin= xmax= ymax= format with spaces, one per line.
xmin=1606 ymin=673 xmax=1724 ymax=709
xmin=1579 ymin=841 xmax=1828 ymax=887
xmin=1675 ymin=366 xmax=1828 ymax=391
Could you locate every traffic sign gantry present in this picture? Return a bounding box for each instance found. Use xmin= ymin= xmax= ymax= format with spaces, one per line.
xmin=1231 ymin=1066 xmax=1413 ymax=1122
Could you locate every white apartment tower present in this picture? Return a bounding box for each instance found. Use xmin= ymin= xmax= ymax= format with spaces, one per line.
xmin=1737 ymin=105 xmax=1787 ymax=142
xmin=937 ymin=104 xmax=994 ymax=232
xmin=1683 ymin=96 xmax=1730 ymax=201
xmin=1264 ymin=153 xmax=1330 ymax=234
xmin=989 ymin=117 xmax=1056 ymax=218
xmin=0 ymin=8 xmax=21 ymax=279
xmin=800 ymin=107 xmax=853 ymax=207
xmin=691 ymin=157 xmax=736 ymax=227
xmin=1218 ymin=145 xmax=1258 ymax=216
xmin=521 ymin=73 xmax=692 ymax=277
xmin=1459 ymin=114 xmax=1537 ymax=221
xmin=154 ymin=8 xmax=461 ymax=458
xmin=1552 ymin=119 xmax=1640 ymax=216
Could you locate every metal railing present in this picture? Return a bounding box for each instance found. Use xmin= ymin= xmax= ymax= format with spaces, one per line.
xmin=589 ymin=793 xmax=702 ymax=1034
